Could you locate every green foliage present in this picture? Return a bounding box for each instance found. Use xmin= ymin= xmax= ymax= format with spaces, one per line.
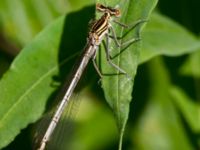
xmin=140 ymin=12 xmax=200 ymax=64
xmin=180 ymin=50 xmax=200 ymax=77
xmin=96 ymin=0 xmax=158 ymax=149
xmin=0 ymin=0 xmax=199 ymax=150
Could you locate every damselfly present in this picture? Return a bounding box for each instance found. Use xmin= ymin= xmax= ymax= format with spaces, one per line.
xmin=36 ymin=3 xmax=144 ymax=150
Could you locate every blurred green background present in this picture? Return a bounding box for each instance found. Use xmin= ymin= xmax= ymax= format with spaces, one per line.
xmin=0 ymin=0 xmax=199 ymax=150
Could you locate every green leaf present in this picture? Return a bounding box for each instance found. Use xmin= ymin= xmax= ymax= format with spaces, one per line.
xmin=96 ymin=0 xmax=158 ymax=149
xmin=179 ymin=48 xmax=200 ymax=77
xmin=0 ymin=5 xmax=95 ymax=149
xmin=140 ymin=12 xmax=200 ymax=64
xmin=0 ymin=17 xmax=63 ymax=149
xmin=170 ymin=86 xmax=200 ymax=132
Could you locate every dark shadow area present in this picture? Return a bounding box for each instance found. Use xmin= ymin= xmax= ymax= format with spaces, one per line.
xmin=0 ymin=52 xmax=13 ymax=78
xmin=129 ymin=63 xmax=151 ymax=123
xmin=158 ymin=0 xmax=200 ymax=34
xmin=45 ymin=5 xmax=95 ymax=110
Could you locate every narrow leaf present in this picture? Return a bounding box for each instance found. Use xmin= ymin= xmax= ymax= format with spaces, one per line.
xmin=96 ymin=0 xmax=158 ymax=149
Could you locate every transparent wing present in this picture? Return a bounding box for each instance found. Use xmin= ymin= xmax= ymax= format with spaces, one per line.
xmin=33 ymin=91 xmax=82 ymax=150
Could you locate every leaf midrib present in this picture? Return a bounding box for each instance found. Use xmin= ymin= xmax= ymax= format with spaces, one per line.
xmin=116 ymin=0 xmax=132 ymax=125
